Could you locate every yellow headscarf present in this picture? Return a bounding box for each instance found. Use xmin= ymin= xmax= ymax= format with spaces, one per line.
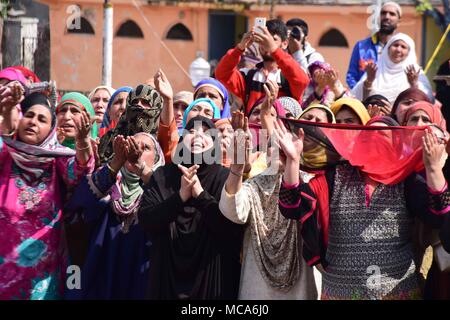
xmin=298 ymin=104 xmax=336 ymax=170
xmin=330 ymin=97 xmax=371 ymax=125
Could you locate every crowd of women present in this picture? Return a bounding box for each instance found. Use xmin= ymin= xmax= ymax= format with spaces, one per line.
xmin=0 ymin=16 xmax=450 ymax=300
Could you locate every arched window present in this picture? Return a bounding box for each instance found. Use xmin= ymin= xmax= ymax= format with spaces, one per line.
xmin=166 ymin=23 xmax=193 ymax=41
xmin=116 ymin=20 xmax=144 ymax=38
xmin=67 ymin=17 xmax=95 ymax=35
xmin=318 ymin=28 xmax=348 ymax=47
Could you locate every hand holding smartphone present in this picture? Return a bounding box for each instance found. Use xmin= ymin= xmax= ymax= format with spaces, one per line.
xmin=254 ymin=17 xmax=266 ymax=34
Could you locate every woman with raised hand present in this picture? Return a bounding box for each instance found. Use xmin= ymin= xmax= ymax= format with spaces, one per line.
xmin=138 ymin=116 xmax=244 ymax=299
xmin=352 ymin=33 xmax=433 ymax=104
xmin=64 ymin=131 xmax=165 ymax=300
xmin=218 ymin=111 xmax=317 ymax=299
xmin=0 ymin=91 xmax=93 ymax=299
xmin=275 ymin=117 xmax=450 ymax=300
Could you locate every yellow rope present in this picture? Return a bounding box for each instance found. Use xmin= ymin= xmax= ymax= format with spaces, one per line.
xmin=424 ymin=23 xmax=450 ymax=74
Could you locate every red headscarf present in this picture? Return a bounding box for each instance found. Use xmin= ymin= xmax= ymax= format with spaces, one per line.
xmin=402 ymin=101 xmax=446 ymax=129
xmin=11 ymin=66 xmax=41 ymax=83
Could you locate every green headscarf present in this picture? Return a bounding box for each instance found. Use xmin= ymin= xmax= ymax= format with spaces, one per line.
xmin=56 ymin=92 xmax=99 ymax=149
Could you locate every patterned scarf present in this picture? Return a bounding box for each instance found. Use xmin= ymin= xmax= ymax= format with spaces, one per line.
xmin=98 ymin=84 xmax=163 ymax=164
xmin=110 ymin=134 xmax=165 ymax=232
xmin=245 ymin=171 xmax=299 ymax=290
xmin=4 ymin=93 xmax=75 ymax=183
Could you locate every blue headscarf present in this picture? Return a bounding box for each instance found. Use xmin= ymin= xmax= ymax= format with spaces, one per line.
xmin=100 ymin=86 xmax=133 ymax=129
xmin=182 ymin=98 xmax=221 ymax=128
xmin=194 ymin=78 xmax=231 ymax=118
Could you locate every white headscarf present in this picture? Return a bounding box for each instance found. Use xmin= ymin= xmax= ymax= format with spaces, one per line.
xmin=88 ymin=85 xmax=115 ymax=100
xmin=352 ymin=33 xmax=433 ymax=104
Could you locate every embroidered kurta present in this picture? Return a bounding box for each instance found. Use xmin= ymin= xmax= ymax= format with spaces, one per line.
xmin=0 ymin=137 xmax=91 ymax=300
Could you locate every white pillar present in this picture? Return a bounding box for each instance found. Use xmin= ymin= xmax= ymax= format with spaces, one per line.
xmin=102 ymin=0 xmax=113 ymax=86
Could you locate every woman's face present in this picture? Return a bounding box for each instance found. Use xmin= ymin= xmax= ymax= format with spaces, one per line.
xmin=18 ymin=104 xmax=52 ymax=145
xmin=186 ymin=103 xmax=214 ymax=125
xmin=56 ymin=104 xmax=84 ymax=139
xmin=217 ymin=122 xmax=234 ymax=153
xmin=195 ymin=87 xmax=223 ymax=111
xmin=300 ymin=108 xmax=328 ymax=123
xmin=248 ymin=104 xmax=277 ymax=126
xmin=388 ymin=40 xmax=410 ymax=64
xmin=406 ymin=109 xmax=432 ymax=127
xmin=335 ymin=107 xmax=362 ymax=125
xmin=125 ymin=134 xmax=156 ymax=173
xmin=174 ymin=101 xmax=188 ymax=128
xmin=91 ymin=89 xmax=111 ymax=124
xmin=183 ymin=125 xmax=214 ymax=154
xmin=108 ymin=92 xmax=129 ymax=123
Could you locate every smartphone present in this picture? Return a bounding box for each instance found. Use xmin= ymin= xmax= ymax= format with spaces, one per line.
xmin=254 ymin=17 xmax=266 ymax=33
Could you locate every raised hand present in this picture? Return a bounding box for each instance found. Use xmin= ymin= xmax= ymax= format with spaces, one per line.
xmin=405 ymin=64 xmax=420 ymax=88
xmin=109 ymin=135 xmax=128 ymax=175
xmin=112 ymin=135 xmax=128 ymax=165
xmin=367 ymin=104 xmax=382 ymax=118
xmin=365 ymin=62 xmax=377 ymax=83
xmin=423 ymin=129 xmax=446 ymax=171
xmin=0 ymin=82 xmax=24 ymax=111
xmin=154 ymin=69 xmax=173 ymax=100
xmin=314 ymin=69 xmax=328 ymax=91
xmin=237 ymin=32 xmax=254 ymax=51
xmin=56 ymin=127 xmax=66 ymax=144
xmin=273 ymin=119 xmax=304 ymax=161
xmin=74 ymin=110 xmax=93 ymax=142
xmin=262 ymin=79 xmax=279 ymax=114
xmin=252 ymin=26 xmax=278 ymax=55
xmin=126 ymin=135 xmax=144 ymax=165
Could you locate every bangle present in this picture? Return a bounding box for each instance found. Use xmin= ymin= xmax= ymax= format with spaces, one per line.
xmin=107 ymin=163 xmax=118 ymax=175
xmin=75 ymin=141 xmax=90 ymax=151
xmin=1 ymin=130 xmax=15 ymax=137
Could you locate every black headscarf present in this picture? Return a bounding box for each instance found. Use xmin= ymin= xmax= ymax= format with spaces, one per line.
xmin=98 ymin=84 xmax=163 ymax=163
xmin=138 ymin=116 xmax=243 ymax=299
xmin=173 ymin=115 xmax=222 ymax=171
xmin=363 ymin=94 xmax=390 ymax=109
xmin=20 ymin=92 xmax=55 ymax=128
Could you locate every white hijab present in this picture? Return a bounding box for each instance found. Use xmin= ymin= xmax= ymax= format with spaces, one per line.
xmin=352 ymin=33 xmax=433 ymax=104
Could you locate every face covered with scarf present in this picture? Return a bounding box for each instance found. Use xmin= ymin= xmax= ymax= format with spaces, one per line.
xmin=98 ymin=84 xmax=163 ymax=164
xmin=299 ymin=104 xmax=336 ymax=170
xmin=56 ymin=92 xmax=98 ymax=150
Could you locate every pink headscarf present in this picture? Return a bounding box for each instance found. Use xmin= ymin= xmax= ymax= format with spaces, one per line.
xmin=0 ymin=67 xmax=27 ymax=85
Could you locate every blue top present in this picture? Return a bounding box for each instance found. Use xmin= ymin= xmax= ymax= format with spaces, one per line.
xmin=346 ymin=34 xmax=383 ymax=89
xmin=64 ymin=165 xmax=150 ymax=300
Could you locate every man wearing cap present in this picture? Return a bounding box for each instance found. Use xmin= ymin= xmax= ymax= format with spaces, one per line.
xmin=346 ymin=2 xmax=402 ymax=89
